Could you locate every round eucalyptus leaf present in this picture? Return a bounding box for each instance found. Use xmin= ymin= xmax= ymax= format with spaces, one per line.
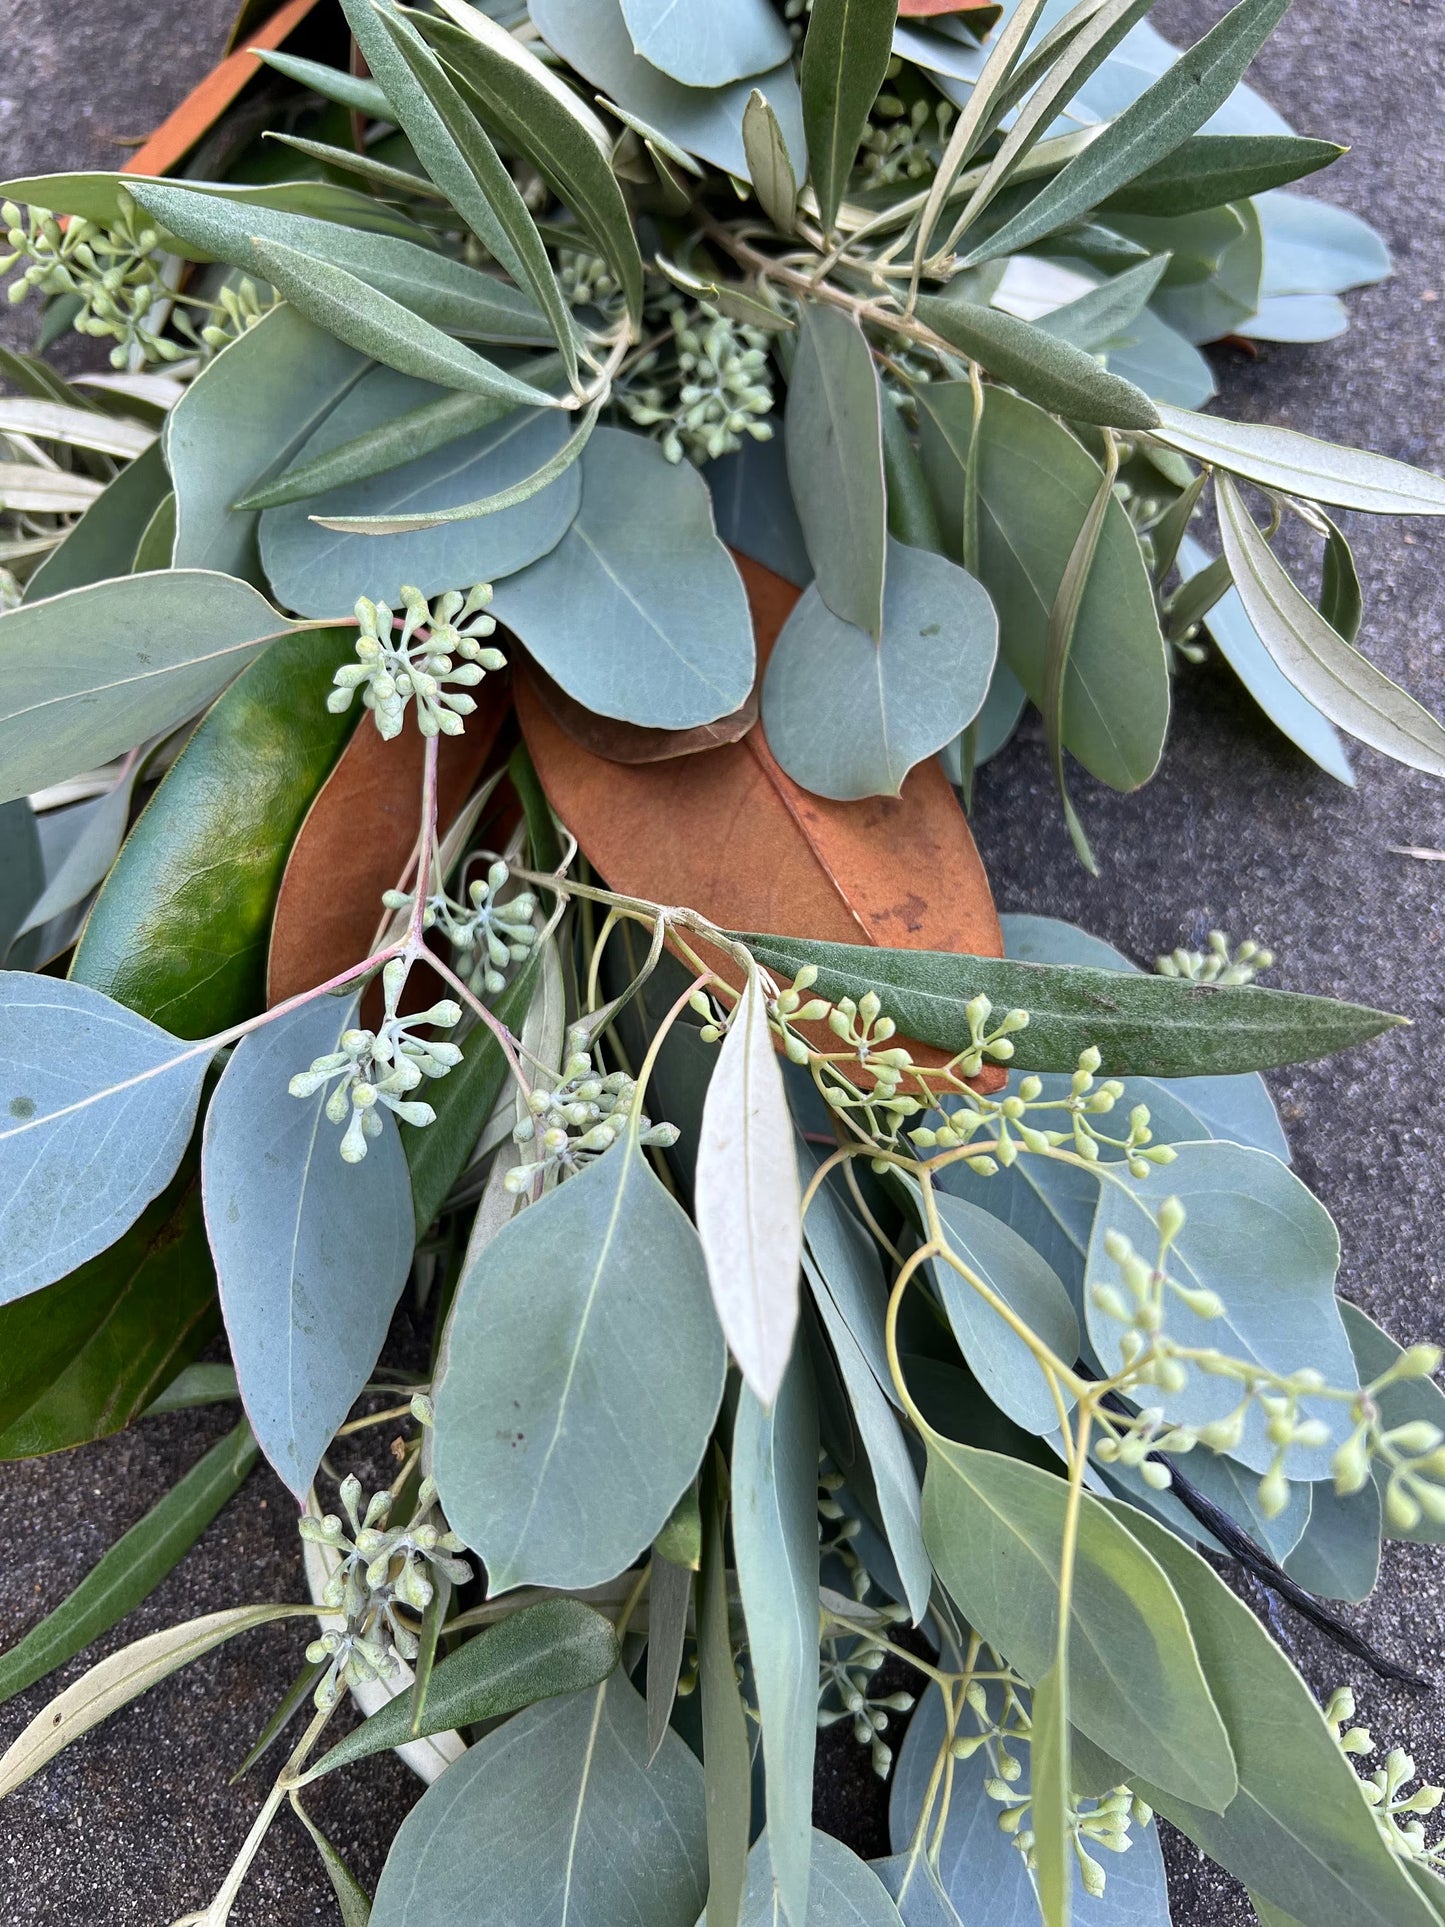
xmin=259 ymin=367 xmax=580 ymax=617
xmin=700 ymin=1829 xmax=906 ymax=1925
xmin=762 ymin=539 xmax=997 ymax=801
xmin=491 ymin=428 xmax=755 ymax=731
xmin=1255 ymin=188 xmax=1391 ymax=297
xmin=619 ymin=0 xmax=791 ymax=88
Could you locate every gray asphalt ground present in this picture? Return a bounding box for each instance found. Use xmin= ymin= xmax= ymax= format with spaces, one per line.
xmin=1 ymin=1 xmax=1443 ymax=1922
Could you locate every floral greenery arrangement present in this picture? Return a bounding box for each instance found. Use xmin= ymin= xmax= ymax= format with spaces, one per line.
xmin=1 ymin=1 xmax=1444 ymax=1925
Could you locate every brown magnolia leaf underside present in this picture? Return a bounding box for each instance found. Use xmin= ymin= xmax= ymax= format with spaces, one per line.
xmin=267 ymin=676 xmax=511 ymax=1006
xmin=518 ymin=655 xmax=758 ymax=764
xmin=517 ymin=555 xmax=1005 ymax=1089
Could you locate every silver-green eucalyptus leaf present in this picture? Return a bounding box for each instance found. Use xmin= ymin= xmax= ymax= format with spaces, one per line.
xmin=785 ymin=305 xmax=887 ymax=638
xmin=619 ymin=0 xmax=791 ymax=89
xmin=701 ymin=1830 xmax=905 ymax=1926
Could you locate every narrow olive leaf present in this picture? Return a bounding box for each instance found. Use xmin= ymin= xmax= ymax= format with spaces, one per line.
xmin=248 ymin=237 xmax=558 ymax=408
xmin=965 ymin=0 xmax=1292 ymax=266
xmin=922 ymin=1437 xmax=1238 ymax=1810
xmin=0 ymin=1420 xmax=256 ymax=1708
xmin=0 ymin=465 xmax=102 ymax=514
xmin=733 ymin=1353 xmax=820 ymax=1927
xmin=264 ymin=129 xmax=452 ymax=200
xmin=0 ymin=399 xmax=153 ymax=459
xmin=408 ymin=1577 xmax=450 ymax=1738
xmin=700 ymin=1472 xmax=753 ymax=1927
xmin=1153 ymin=403 xmax=1445 ymax=516
xmin=1032 ymin=255 xmax=1171 ymax=353
xmin=647 ymin=1551 xmax=692 ymax=1761
xmin=419 ymin=3 xmax=645 ymax=321
xmin=695 ymin=969 xmax=802 ymax=1405
xmin=1320 ymin=513 xmax=1363 ymax=645
xmin=1101 ymin=133 xmax=1345 ymax=216
xmin=800 ymin=0 xmax=899 ymax=237
xmin=0 ymin=977 xmax=211 ymax=1305
xmin=292 ymin=1802 xmax=373 ymax=1927
xmin=373 ymin=5 xmax=578 ymax=382
xmin=736 ymin=933 xmax=1403 ymax=1075
xmin=13 ymin=761 xmax=138 ymax=940
xmin=1031 ymin=1663 xmax=1071 ymax=1927
xmin=0 ymin=1604 xmax=305 ymax=1799
xmin=128 ymin=182 xmax=551 ymax=343
xmin=1217 ymin=475 xmax=1445 ymax=776
xmin=1042 ymin=436 xmax=1119 ymax=872
xmin=1165 ymin=553 xmax=1232 ymax=642
xmin=1117 ymin=1507 xmax=1439 ymax=1927
xmin=786 ymin=306 xmax=887 ymax=637
xmin=301 ymin=1600 xmax=619 ymax=1780
xmin=314 ymin=393 xmax=602 ymax=534
xmin=0 ymin=571 xmax=292 ymax=804
xmin=743 ymin=88 xmax=798 ymax=233
xmin=915 ymin=296 xmax=1159 ymax=431
xmin=145 ymin=1363 xmax=240 ymax=1417
xmin=254 ymin=48 xmax=391 ymax=118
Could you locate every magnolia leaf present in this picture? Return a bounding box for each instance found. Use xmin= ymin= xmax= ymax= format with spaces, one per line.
xmin=704 ymin=1830 xmax=905 ymax=1925
xmin=919 ymin=384 xmax=1168 ymax=792
xmin=433 ymin=1129 xmax=726 ymax=1591
xmin=0 ymin=1420 xmax=256 ymax=1706
xmin=304 ymin=1600 xmax=619 ymax=1780
xmin=762 ymin=537 xmax=997 ymax=801
xmin=202 ymin=994 xmax=414 ymax=1498
xmin=490 ymin=427 xmax=754 ymax=730
xmin=733 ymin=932 xmax=1403 ymax=1076
xmin=71 ymin=629 xmax=356 ymax=1039
xmin=166 ymin=304 xmax=368 ymax=585
xmin=619 ymin=0 xmax=791 ymax=89
xmin=965 ymin=0 xmax=1293 ymax=265
xmin=1217 ymin=475 xmax=1445 ymax=775
xmin=695 ymin=969 xmax=801 ymax=1403
xmin=0 ymin=1604 xmax=300 ymax=1799
xmin=800 ymin=0 xmax=899 ymax=238
xmin=127 ymin=181 xmax=551 ymax=342
xmin=0 ymin=976 xmax=210 ymax=1304
xmin=532 ymin=0 xmax=804 ymax=181
xmin=786 ymin=306 xmax=887 ymax=637
xmin=1087 ymin=1140 xmax=1357 ymax=1478
xmin=1118 ymin=1506 xmax=1438 ymax=1927
xmin=922 ymin=1437 xmax=1237 ymax=1808
xmin=742 ymin=89 xmax=798 ymax=232
xmin=519 ymin=656 xmax=758 ymax=764
xmin=733 ymin=1353 xmax=820 ymax=1924
xmin=0 ymin=571 xmax=295 ymax=806
xmin=1155 ymin=405 xmax=1445 ymax=515
xmin=24 ymin=439 xmax=170 ymax=603
xmin=1101 ymin=133 xmax=1344 ymax=216
xmin=260 ymin=369 xmax=579 ymax=616
xmin=370 ymin=1674 xmax=708 ymax=1927
xmin=423 ymin=4 xmax=644 ymax=319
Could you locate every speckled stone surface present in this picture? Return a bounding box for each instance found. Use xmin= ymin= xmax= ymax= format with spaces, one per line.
xmin=1 ymin=2 xmax=1443 ymax=1923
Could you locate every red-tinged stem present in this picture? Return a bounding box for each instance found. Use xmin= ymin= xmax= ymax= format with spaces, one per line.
xmin=422 ymin=950 xmax=532 ymax=1102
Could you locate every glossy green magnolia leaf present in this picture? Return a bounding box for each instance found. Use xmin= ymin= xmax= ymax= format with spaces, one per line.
xmin=1087 ymin=1140 xmax=1357 ymax=1478
xmin=762 ymin=537 xmax=997 ymax=801
xmin=261 ymin=368 xmax=580 ymax=616
xmin=922 ymin=1437 xmax=1237 ymax=1808
xmin=202 ymin=994 xmax=414 ymax=1498
xmin=72 ymin=629 xmax=355 ymax=1038
xmin=1280 ymin=1479 xmax=1381 ymax=1603
xmin=1032 ymin=255 xmax=1171 ymax=352
xmin=1117 ymin=1505 xmax=1438 ymax=1927
xmin=0 ymin=1419 xmax=256 ymax=1705
xmin=370 ymin=1674 xmax=708 ymax=1927
xmin=1154 ymin=405 xmax=1445 ymax=515
xmin=800 ymin=0 xmax=899 ymax=237
xmin=128 ymin=182 xmax=551 ymax=344
xmin=1176 ymin=532 xmax=1353 ymax=786
xmin=165 ymin=304 xmax=367 ymax=585
xmin=0 ymin=571 xmax=295 ymax=806
xmin=433 ymin=1126 xmax=726 ymax=1592
xmin=1217 ymin=475 xmax=1445 ymax=776
xmin=924 ymin=1188 xmax=1079 ymax=1436
xmin=1100 ymin=132 xmax=1343 ymax=216
xmin=1255 ymin=188 xmax=1391 ymax=296
xmin=888 ymin=1679 xmax=1172 ymax=1927
xmin=0 ymin=975 xmax=210 ymax=1304
xmin=305 ymin=1599 xmax=619 ymax=1779
xmin=964 ymin=0 xmax=1292 ymax=265
xmin=0 ymin=1160 xmax=216 ymax=1458
xmin=733 ymin=1352 xmax=820 ymax=1927
xmin=742 ymin=89 xmax=798 ymax=233
xmin=530 ymin=0 xmax=805 ymax=182
xmin=422 ymin=5 xmax=644 ymax=320
xmin=705 ymin=1830 xmax=905 ymax=1925
xmin=620 ymin=0 xmax=790 ymax=88
xmin=490 ymin=427 xmax=754 ymax=731
xmin=1341 ymin=1301 xmax=1445 ymax=1548
xmin=786 ymin=306 xmax=887 ymax=638
xmin=919 ymin=384 xmax=1168 ymax=792
xmin=24 ymin=439 xmax=170 ymax=603
xmin=735 ymin=931 xmax=1403 ymax=1077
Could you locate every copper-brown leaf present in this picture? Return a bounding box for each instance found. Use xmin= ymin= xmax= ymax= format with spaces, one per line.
xmin=518 ymin=655 xmax=758 ymax=764
xmin=267 ymin=679 xmax=511 ymax=1006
